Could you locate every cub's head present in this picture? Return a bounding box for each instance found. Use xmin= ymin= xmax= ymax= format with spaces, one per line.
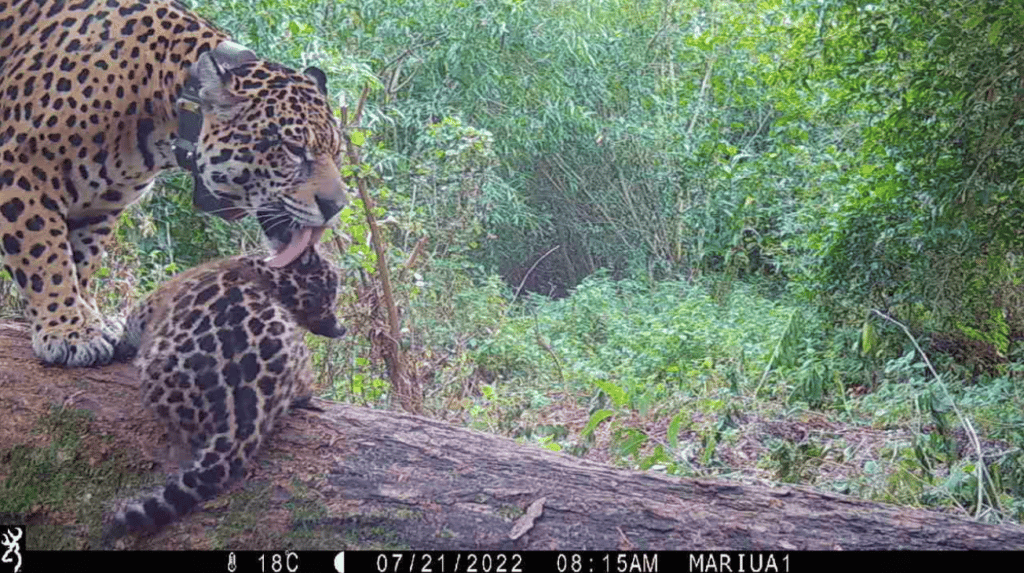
xmin=187 ymin=48 xmax=348 ymax=266
xmin=261 ymin=245 xmax=345 ymax=339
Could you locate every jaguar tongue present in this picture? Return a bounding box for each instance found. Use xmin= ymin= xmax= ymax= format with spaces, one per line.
xmin=265 ymin=226 xmax=324 ymax=268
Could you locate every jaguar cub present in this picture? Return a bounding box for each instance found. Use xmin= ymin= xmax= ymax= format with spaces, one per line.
xmin=105 ymin=244 xmax=344 ymax=542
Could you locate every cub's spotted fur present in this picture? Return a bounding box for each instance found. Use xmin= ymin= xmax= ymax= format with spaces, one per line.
xmin=104 ymin=244 xmax=344 ymax=542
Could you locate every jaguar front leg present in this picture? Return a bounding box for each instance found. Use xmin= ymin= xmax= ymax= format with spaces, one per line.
xmin=0 ymin=169 xmax=119 ymax=367
xmin=68 ymin=212 xmax=126 ymax=338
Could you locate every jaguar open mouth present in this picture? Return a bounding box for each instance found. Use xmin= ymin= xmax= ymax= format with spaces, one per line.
xmin=264 ymin=225 xmax=327 ymax=267
xmin=257 ymin=206 xmax=327 ymax=268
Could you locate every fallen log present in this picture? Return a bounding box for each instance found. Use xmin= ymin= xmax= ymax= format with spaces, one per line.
xmin=1 ymin=321 xmax=1022 ymax=550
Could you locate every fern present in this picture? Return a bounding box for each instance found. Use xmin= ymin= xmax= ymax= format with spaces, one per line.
xmin=755 ymin=309 xmax=802 ymax=395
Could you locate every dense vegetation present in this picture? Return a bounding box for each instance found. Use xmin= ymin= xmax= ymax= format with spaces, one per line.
xmin=3 ymin=0 xmax=1023 ymax=525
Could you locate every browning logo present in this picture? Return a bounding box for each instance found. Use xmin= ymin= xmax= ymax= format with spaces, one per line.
xmin=1 ymin=527 xmax=22 ymax=573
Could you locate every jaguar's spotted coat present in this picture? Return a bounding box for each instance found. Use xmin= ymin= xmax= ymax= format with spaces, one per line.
xmin=105 ymin=244 xmax=344 ymax=542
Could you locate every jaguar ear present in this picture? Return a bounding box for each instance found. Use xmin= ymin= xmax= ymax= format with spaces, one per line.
xmin=193 ymin=43 xmax=256 ymax=115
xmin=303 ymin=66 xmax=328 ymax=96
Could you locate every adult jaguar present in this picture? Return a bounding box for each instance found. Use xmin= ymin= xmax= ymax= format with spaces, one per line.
xmin=0 ymin=0 xmax=348 ymax=367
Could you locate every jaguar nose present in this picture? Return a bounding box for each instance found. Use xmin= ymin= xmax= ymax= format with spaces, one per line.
xmin=310 ymin=318 xmax=346 ymax=339
xmin=315 ymin=194 xmax=341 ymax=222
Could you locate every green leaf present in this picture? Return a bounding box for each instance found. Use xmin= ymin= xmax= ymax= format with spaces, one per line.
xmin=639 ymin=444 xmax=667 ymax=471
xmin=539 ymin=435 xmax=562 ymax=452
xmin=667 ymin=411 xmax=685 ymax=449
xmin=988 ymin=21 xmax=1003 ymax=46
xmin=350 ymin=130 xmax=366 ymax=147
xmin=861 ymin=320 xmax=876 ymax=356
xmin=616 ymin=429 xmax=647 ymax=457
xmin=592 ymin=379 xmax=628 ymax=407
xmin=581 ymin=409 xmax=614 ymax=439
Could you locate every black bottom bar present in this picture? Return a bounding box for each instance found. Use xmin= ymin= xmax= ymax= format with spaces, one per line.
xmin=20 ymin=549 xmax=1000 ymax=573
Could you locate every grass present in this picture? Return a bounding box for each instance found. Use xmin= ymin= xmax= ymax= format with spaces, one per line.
xmin=0 ymin=406 xmax=157 ymax=549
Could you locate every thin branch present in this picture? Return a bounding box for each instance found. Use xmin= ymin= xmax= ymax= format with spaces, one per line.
xmin=533 ymin=309 xmax=564 ymax=388
xmin=645 ymin=0 xmax=676 ymax=54
xmin=342 ymin=85 xmax=420 ymax=414
xmin=396 ymin=236 xmax=429 ymax=284
xmin=379 ymin=34 xmax=448 ymax=74
xmin=870 ymin=309 xmax=991 ymax=519
xmin=511 ymin=245 xmax=561 ymax=308
xmin=352 ymin=84 xmax=371 ymax=127
xmin=687 ymin=56 xmax=715 ymax=136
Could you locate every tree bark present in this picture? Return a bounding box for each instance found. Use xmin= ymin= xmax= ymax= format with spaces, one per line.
xmin=1 ymin=321 xmax=1023 ymax=550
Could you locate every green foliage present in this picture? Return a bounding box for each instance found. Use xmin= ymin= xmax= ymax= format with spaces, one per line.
xmin=767 ymin=438 xmax=829 ymax=484
xmin=802 ymin=0 xmax=1024 ymax=338
xmin=480 ymin=276 xmax=785 ymax=395
xmin=111 ymin=175 xmax=253 ymax=292
xmin=391 ymin=115 xmax=536 ymax=260
xmin=471 ymin=275 xmax=803 ymax=467
xmin=222 ymin=0 xmax=838 ymax=292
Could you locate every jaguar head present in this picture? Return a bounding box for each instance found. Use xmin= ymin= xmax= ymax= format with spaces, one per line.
xmin=187 ymin=49 xmax=349 ymax=267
